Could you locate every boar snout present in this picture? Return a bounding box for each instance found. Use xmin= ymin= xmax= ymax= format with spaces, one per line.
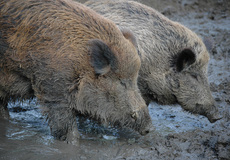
xmin=206 ymin=106 xmax=222 ymax=123
xmin=139 ymin=127 xmax=150 ymax=135
xmin=139 ymin=121 xmax=155 ymax=135
xmin=196 ymin=104 xmax=222 ymax=123
xmin=131 ymin=107 xmax=152 ymax=136
xmin=138 ymin=116 xmax=152 ymax=136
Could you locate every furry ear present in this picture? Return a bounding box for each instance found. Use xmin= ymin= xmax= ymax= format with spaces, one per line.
xmin=88 ymin=39 xmax=118 ymax=75
xmin=120 ymin=28 xmax=137 ymax=48
xmin=173 ymin=48 xmax=196 ymax=72
xmin=203 ymin=36 xmax=214 ymax=52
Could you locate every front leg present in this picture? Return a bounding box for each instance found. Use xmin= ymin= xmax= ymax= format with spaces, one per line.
xmin=0 ymin=99 xmax=10 ymax=119
xmin=43 ymin=104 xmax=80 ymax=144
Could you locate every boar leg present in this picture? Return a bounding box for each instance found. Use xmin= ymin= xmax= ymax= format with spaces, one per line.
xmin=0 ymin=99 xmax=10 ymax=119
xmin=45 ymin=105 xmax=80 ymax=143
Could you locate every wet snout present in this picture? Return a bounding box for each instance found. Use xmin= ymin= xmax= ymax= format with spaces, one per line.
xmin=200 ymin=104 xmax=223 ymax=123
xmin=134 ymin=109 xmax=152 ymax=136
xmin=205 ymin=106 xmax=222 ymax=123
xmin=140 ymin=128 xmax=150 ymax=135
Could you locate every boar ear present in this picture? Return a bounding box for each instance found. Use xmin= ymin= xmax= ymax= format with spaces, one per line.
xmin=174 ymin=48 xmax=196 ymax=72
xmin=120 ymin=28 xmax=138 ymax=48
xmin=203 ymin=36 xmax=214 ymax=52
xmin=88 ymin=39 xmax=118 ymax=75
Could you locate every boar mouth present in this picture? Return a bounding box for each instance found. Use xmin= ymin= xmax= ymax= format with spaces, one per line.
xmin=77 ymin=109 xmax=151 ymax=136
xmin=205 ymin=109 xmax=222 ymax=123
xmin=195 ymin=104 xmax=222 ymax=123
xmin=179 ymin=103 xmax=222 ymax=123
xmin=112 ymin=120 xmax=150 ymax=136
xmin=92 ymin=113 xmax=151 ymax=136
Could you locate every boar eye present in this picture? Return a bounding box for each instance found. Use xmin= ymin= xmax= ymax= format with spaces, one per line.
xmin=131 ymin=112 xmax=138 ymax=121
xmin=120 ymin=79 xmax=127 ymax=88
xmin=191 ymin=73 xmax=198 ymax=80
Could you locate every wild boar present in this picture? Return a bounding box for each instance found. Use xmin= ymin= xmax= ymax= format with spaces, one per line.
xmin=85 ymin=0 xmax=222 ymax=123
xmin=0 ymin=0 xmax=152 ymax=142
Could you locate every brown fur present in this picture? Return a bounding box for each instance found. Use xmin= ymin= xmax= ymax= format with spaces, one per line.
xmin=85 ymin=0 xmax=222 ymax=123
xmin=0 ymin=0 xmax=152 ymax=142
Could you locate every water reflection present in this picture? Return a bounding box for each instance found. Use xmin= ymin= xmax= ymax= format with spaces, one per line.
xmin=0 ymin=100 xmax=216 ymax=159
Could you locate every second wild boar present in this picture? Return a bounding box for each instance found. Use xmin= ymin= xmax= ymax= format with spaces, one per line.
xmin=85 ymin=0 xmax=222 ymax=123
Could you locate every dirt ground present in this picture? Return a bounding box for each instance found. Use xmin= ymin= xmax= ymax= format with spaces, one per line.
xmin=0 ymin=0 xmax=229 ymax=160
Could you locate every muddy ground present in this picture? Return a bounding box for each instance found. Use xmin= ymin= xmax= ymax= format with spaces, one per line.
xmin=0 ymin=0 xmax=229 ymax=160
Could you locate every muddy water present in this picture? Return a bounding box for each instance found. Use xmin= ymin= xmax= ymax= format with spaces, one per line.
xmin=1 ymin=0 xmax=230 ymax=159
xmin=1 ymin=100 xmax=229 ymax=159
xmin=0 ymin=100 xmax=143 ymax=159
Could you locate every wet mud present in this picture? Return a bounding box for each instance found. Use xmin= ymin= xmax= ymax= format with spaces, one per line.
xmin=0 ymin=0 xmax=229 ymax=159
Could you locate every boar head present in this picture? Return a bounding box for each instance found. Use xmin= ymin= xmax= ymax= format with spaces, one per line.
xmin=76 ymin=32 xmax=152 ymax=135
xmin=169 ymin=46 xmax=222 ymax=123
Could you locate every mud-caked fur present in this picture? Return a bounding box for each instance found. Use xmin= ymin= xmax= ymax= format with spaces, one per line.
xmin=0 ymin=0 xmax=152 ymax=141
xmin=85 ymin=0 xmax=222 ymax=123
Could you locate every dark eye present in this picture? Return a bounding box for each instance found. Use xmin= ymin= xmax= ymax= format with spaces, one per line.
xmin=120 ymin=79 xmax=127 ymax=88
xmin=191 ymin=73 xmax=198 ymax=80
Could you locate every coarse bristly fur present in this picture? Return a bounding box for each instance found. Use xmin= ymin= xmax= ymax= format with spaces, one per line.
xmin=0 ymin=0 xmax=152 ymax=142
xmin=85 ymin=0 xmax=222 ymax=123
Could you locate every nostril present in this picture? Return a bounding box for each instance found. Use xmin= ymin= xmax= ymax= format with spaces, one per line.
xmin=145 ymin=130 xmax=150 ymax=134
xmin=141 ymin=129 xmax=150 ymax=135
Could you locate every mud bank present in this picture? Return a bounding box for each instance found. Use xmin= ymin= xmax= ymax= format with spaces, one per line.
xmin=0 ymin=0 xmax=229 ymax=160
